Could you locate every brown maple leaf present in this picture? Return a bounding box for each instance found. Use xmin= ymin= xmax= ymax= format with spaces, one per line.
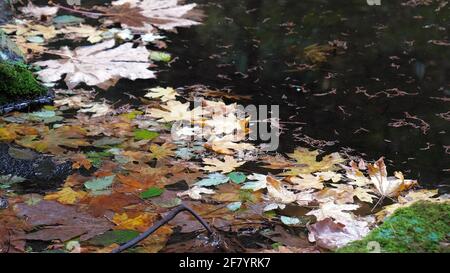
xmin=15 ymin=201 xmax=113 ymax=242
xmin=96 ymin=3 xmax=151 ymax=27
xmin=85 ymin=192 xmax=142 ymax=217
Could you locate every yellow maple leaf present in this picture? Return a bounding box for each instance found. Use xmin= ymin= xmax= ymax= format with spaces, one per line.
xmin=44 ymin=187 xmax=87 ymax=205
xmin=281 ymin=148 xmax=344 ymax=175
xmin=149 ymin=143 xmax=176 ymax=160
xmin=112 ymin=212 xmax=156 ymax=232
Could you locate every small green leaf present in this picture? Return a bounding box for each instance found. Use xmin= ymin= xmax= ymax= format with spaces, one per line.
xmin=227 ymin=172 xmax=246 ymax=184
xmin=140 ymin=187 xmax=164 ymax=199
xmin=149 ymin=51 xmax=171 ymax=62
xmin=133 ymin=129 xmax=159 ymax=140
xmin=89 ymin=230 xmax=139 ymax=247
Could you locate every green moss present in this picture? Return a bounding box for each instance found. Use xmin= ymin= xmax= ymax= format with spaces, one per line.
xmin=0 ymin=62 xmax=47 ymax=105
xmin=337 ymin=201 xmax=450 ymax=253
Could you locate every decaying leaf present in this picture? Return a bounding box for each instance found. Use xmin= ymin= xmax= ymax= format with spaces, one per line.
xmin=15 ymin=201 xmax=113 ymax=242
xmin=307 ymin=217 xmax=371 ymax=250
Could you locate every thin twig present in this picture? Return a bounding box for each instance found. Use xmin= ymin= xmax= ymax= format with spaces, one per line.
xmin=111 ymin=203 xmax=213 ymax=253
xmin=52 ymin=3 xmax=104 ymax=18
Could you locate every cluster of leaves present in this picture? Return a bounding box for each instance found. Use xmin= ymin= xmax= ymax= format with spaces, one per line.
xmin=1 ymin=81 xmax=448 ymax=253
xmin=1 ymin=1 xmax=201 ymax=89
xmin=0 ymin=1 xmax=448 ymax=254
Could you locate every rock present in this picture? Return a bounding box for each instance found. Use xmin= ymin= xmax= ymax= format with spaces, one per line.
xmin=0 ymin=196 xmax=8 ymax=209
xmin=0 ymin=1 xmax=13 ymax=25
xmin=0 ymin=29 xmax=53 ymax=113
xmin=0 ymin=143 xmax=72 ymax=194
xmin=337 ymin=201 xmax=450 ymax=253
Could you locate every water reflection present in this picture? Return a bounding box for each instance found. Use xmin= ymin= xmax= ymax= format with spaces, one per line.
xmin=48 ymin=0 xmax=449 ymax=188
xmin=155 ymin=0 xmax=449 ymax=188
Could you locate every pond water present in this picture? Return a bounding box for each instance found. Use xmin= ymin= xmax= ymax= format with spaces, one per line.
xmin=39 ymin=0 xmax=450 ymax=189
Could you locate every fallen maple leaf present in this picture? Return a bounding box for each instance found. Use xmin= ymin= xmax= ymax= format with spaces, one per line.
xmin=266 ymin=176 xmax=296 ymax=204
xmin=367 ymin=158 xmax=417 ymax=197
xmin=79 ymin=102 xmax=113 ymax=118
xmin=60 ymin=24 xmax=105 ymax=43
xmin=15 ymin=125 xmax=90 ymax=155
xmin=112 ymin=212 xmax=156 ymax=232
xmin=148 ymin=100 xmax=200 ymax=122
xmin=289 ymin=174 xmax=324 ymax=191
xmin=281 ymin=148 xmax=345 ymax=176
xmin=44 ymin=187 xmax=88 ymax=205
xmin=205 ymin=135 xmax=255 ymax=155
xmin=97 ymin=2 xmax=151 ymax=29
xmin=375 ymin=189 xmax=446 ymax=221
xmin=306 ymin=202 xmax=359 ymax=223
xmin=202 ymin=155 xmax=245 ymax=174
xmin=144 ymin=87 xmax=177 ymax=102
xmin=35 ymin=39 xmax=155 ymax=89
xmin=177 ymin=186 xmax=215 ymax=200
xmin=149 ymin=143 xmax=176 ymax=160
xmin=15 ymin=201 xmax=112 ymax=242
xmin=2 ymin=21 xmax=59 ymax=40
xmin=110 ymin=0 xmax=201 ymax=32
xmin=307 ymin=217 xmax=372 ymax=250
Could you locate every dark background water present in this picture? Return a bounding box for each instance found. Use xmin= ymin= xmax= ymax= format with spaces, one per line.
xmin=42 ymin=0 xmax=450 ymax=189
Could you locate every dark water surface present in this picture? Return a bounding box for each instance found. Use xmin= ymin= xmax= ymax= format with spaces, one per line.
xmin=46 ymin=0 xmax=450 ymax=189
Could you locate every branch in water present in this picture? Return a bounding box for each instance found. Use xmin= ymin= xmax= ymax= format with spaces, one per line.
xmin=111 ymin=203 xmax=213 ymax=253
xmin=50 ymin=3 xmax=104 ymax=18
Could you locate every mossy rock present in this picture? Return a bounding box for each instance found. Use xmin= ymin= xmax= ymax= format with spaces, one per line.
xmin=337 ymin=201 xmax=450 ymax=253
xmin=0 ymin=61 xmax=47 ymax=105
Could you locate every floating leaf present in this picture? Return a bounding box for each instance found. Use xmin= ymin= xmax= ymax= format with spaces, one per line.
xmin=35 ymin=39 xmax=154 ymax=90
xmin=195 ymin=173 xmax=229 ymax=187
xmin=149 ymin=51 xmax=171 ymax=62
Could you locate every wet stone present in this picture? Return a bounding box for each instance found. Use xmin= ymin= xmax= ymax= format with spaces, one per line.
xmin=0 ymin=143 xmax=72 ymax=194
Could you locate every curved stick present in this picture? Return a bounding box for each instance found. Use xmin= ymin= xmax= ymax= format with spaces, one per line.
xmin=111 ymin=203 xmax=213 ymax=253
